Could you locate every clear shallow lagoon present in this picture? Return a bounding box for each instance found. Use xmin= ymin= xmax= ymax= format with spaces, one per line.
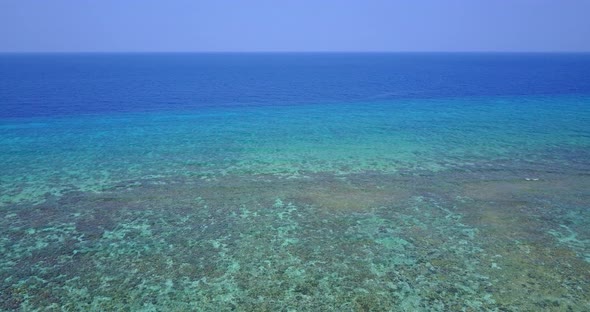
xmin=1 ymin=53 xmax=590 ymax=310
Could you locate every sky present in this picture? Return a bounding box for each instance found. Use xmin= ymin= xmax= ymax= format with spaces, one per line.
xmin=1 ymin=0 xmax=589 ymax=52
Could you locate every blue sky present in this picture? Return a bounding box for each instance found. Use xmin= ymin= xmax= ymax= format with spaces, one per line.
xmin=1 ymin=0 xmax=589 ymax=52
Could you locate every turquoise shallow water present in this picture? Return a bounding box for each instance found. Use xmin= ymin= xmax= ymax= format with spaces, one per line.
xmin=2 ymin=95 xmax=589 ymax=207
xmin=1 ymin=95 xmax=590 ymax=310
xmin=1 ymin=53 xmax=590 ymax=310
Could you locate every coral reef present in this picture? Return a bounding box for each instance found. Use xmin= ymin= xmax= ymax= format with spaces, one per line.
xmin=1 ymin=168 xmax=589 ymax=311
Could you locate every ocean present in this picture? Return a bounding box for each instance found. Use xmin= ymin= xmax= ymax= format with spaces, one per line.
xmin=1 ymin=53 xmax=589 ymax=310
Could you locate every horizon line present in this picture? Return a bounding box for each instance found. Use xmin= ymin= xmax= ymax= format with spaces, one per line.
xmin=1 ymin=50 xmax=590 ymax=54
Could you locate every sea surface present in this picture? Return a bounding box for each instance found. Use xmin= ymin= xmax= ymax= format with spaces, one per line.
xmin=1 ymin=53 xmax=589 ymax=311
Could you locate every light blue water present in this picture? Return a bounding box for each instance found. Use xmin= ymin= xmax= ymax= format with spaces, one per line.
xmin=1 ymin=54 xmax=590 ymax=310
xmin=2 ymin=95 xmax=589 ymax=206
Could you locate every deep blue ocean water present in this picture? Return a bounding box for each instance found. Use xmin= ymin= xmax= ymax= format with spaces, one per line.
xmin=1 ymin=53 xmax=589 ymax=310
xmin=2 ymin=53 xmax=590 ymax=117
